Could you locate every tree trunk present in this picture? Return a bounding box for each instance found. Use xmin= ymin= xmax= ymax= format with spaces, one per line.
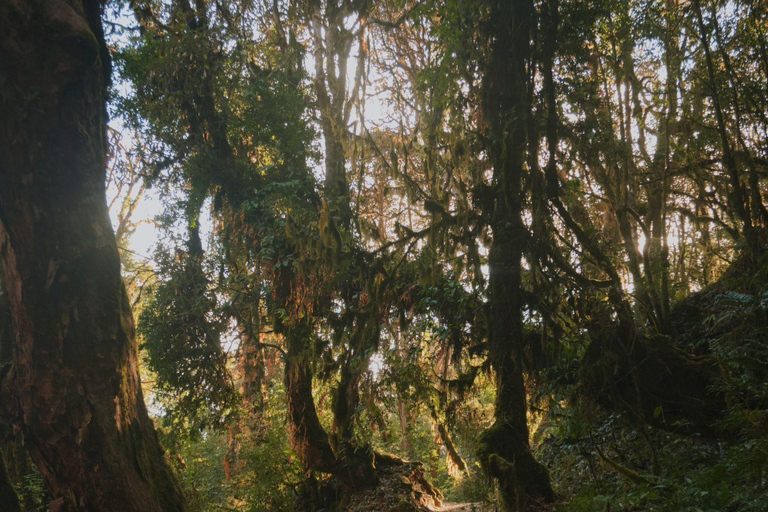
xmin=284 ymin=321 xmax=338 ymax=475
xmin=481 ymin=236 xmax=555 ymax=509
xmin=283 ymin=320 xmax=376 ymax=489
xmin=275 ymin=262 xmax=376 ymax=489
xmin=432 ymin=412 xmax=468 ymax=477
xmin=692 ymin=0 xmax=757 ymax=254
xmin=332 ymin=357 xmax=361 ymax=442
xmin=478 ymin=0 xmax=555 ymax=509
xmin=242 ymin=331 xmax=266 ymax=418
xmin=239 ymin=288 xmax=266 ymax=422
xmin=0 ymin=2 xmax=185 ymax=511
xmin=0 ymin=450 xmax=22 ymax=512
xmin=433 ymin=347 xmax=468 ymax=477
xmin=398 ymin=399 xmax=413 ymax=453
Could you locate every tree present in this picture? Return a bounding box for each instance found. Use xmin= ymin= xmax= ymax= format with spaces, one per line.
xmin=97 ymin=0 xmax=768 ymax=510
xmin=0 ymin=1 xmax=184 ymax=510
xmin=474 ymin=0 xmax=555 ymax=508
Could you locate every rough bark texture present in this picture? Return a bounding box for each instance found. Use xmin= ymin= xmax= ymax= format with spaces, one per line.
xmin=284 ymin=322 xmax=340 ymax=474
xmin=479 ymin=0 xmax=555 ymax=508
xmin=283 ymin=320 xmax=377 ymax=490
xmin=435 ymin=418 xmax=468 ymax=476
xmin=281 ymin=2 xmax=380 ymax=488
xmin=0 ymin=2 xmax=185 ymax=510
xmin=241 ymin=332 xmax=266 ymax=416
xmin=333 ymin=361 xmax=361 ymax=442
xmin=275 ymin=260 xmax=376 ymax=490
xmin=0 ymin=450 xmax=22 ymax=512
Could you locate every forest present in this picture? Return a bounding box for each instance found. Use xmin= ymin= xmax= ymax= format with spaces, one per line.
xmin=0 ymin=0 xmax=767 ymax=511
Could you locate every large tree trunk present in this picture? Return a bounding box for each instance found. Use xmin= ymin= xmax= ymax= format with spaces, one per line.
xmin=0 ymin=450 xmax=22 ymax=512
xmin=284 ymin=321 xmax=339 ymax=475
xmin=478 ymin=0 xmax=555 ymax=509
xmin=0 ymin=2 xmax=185 ymax=511
xmin=481 ymin=235 xmax=554 ymax=510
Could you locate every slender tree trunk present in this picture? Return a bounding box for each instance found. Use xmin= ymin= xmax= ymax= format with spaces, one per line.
xmin=0 ymin=2 xmax=185 ymax=511
xmin=433 ymin=348 xmax=468 ymax=476
xmin=478 ymin=0 xmax=554 ymax=509
xmin=393 ymin=329 xmax=413 ymax=453
xmin=709 ymin=2 xmax=768 ymax=228
xmin=283 ymin=320 xmax=376 ymax=488
xmin=430 ymin=408 xmax=468 ymax=477
xmin=398 ymin=399 xmax=412 ymax=453
xmin=275 ymin=262 xmax=376 ymax=489
xmin=239 ymin=287 xmax=266 ymax=421
xmin=692 ymin=0 xmax=757 ymax=254
xmin=242 ymin=332 xmax=266 ymax=417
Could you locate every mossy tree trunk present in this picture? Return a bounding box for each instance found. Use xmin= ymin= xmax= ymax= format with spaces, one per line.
xmin=479 ymin=0 xmax=555 ymax=508
xmin=283 ymin=321 xmax=377 ymax=489
xmin=303 ymin=0 xmax=382 ymax=489
xmin=283 ymin=320 xmax=339 ymax=474
xmin=275 ymin=267 xmax=377 ymax=490
xmin=0 ymin=2 xmax=185 ymax=511
xmin=0 ymin=450 xmax=21 ymax=512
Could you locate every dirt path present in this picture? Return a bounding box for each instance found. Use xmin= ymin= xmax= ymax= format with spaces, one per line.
xmin=436 ymin=503 xmax=491 ymax=512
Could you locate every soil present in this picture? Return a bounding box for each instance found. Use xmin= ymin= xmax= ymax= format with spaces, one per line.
xmin=436 ymin=503 xmax=492 ymax=512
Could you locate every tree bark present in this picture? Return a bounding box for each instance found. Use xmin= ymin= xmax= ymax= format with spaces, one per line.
xmin=432 ymin=411 xmax=468 ymax=477
xmin=275 ymin=263 xmax=376 ymax=490
xmin=692 ymin=0 xmax=757 ymax=254
xmin=478 ymin=0 xmax=555 ymax=509
xmin=0 ymin=449 xmax=22 ymax=512
xmin=283 ymin=320 xmax=376 ymax=489
xmin=0 ymin=2 xmax=185 ymax=511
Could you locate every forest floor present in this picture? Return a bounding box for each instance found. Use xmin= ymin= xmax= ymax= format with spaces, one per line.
xmin=436 ymin=503 xmax=491 ymax=512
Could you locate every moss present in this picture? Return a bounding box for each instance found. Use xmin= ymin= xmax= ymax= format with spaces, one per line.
xmin=478 ymin=422 xmax=555 ymax=509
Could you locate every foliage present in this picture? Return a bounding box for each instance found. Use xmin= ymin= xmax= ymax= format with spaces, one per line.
xmin=541 ymin=259 xmax=768 ymax=511
xmin=167 ymin=381 xmax=303 ymax=512
xmin=548 ymin=432 xmax=768 ymax=512
xmin=100 ymin=0 xmax=768 ymax=509
xmin=139 ymin=248 xmax=237 ymax=434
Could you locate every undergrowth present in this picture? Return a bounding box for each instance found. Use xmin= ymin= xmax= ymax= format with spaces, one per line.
xmin=540 ymin=280 xmax=768 ymax=512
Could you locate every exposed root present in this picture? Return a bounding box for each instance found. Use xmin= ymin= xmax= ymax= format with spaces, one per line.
xmin=342 ymin=454 xmax=443 ymax=512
